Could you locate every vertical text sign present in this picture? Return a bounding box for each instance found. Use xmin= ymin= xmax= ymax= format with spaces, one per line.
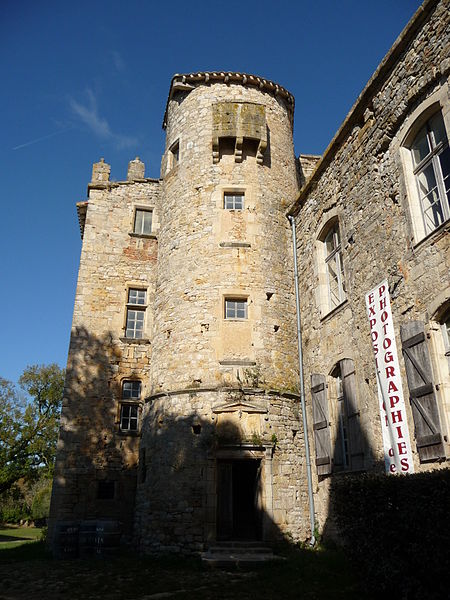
xmin=366 ymin=280 xmax=414 ymax=474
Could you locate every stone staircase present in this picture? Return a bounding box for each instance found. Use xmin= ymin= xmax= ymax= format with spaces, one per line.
xmin=201 ymin=540 xmax=284 ymax=569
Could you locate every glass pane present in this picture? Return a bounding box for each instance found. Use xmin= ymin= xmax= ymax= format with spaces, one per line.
xmin=411 ymin=124 xmax=430 ymax=166
xmin=136 ymin=290 xmax=146 ymax=304
xmin=439 ymin=145 xmax=450 ymax=187
xmin=417 ymin=163 xmax=437 ymax=199
xmin=128 ymin=289 xmax=137 ymax=303
xmin=142 ymin=211 xmax=152 ymax=234
xmin=134 ymin=210 xmax=143 ymax=234
xmin=325 ymin=228 xmax=337 ymax=256
xmin=429 ymin=112 xmax=447 ymax=147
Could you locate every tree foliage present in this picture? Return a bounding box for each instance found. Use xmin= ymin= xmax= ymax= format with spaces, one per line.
xmin=0 ymin=364 xmax=64 ymax=495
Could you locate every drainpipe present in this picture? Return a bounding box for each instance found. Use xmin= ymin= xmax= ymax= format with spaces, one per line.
xmin=288 ymin=214 xmax=316 ymax=547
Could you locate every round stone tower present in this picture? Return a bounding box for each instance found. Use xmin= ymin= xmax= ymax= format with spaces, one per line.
xmin=134 ymin=72 xmax=308 ymax=553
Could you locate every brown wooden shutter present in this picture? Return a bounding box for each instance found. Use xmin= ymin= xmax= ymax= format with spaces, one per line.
xmin=341 ymin=359 xmax=365 ymax=471
xmin=311 ymin=374 xmax=332 ymax=475
xmin=400 ymin=321 xmax=445 ymax=462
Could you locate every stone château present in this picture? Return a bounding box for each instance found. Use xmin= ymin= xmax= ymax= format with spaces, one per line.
xmin=49 ymin=0 xmax=450 ymax=554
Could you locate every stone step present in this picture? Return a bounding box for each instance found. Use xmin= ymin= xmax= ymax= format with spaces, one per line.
xmin=210 ymin=540 xmax=268 ymax=548
xmin=201 ymin=551 xmax=284 ymax=569
xmin=201 ymin=541 xmax=285 ymax=569
xmin=207 ymin=545 xmax=272 ymax=554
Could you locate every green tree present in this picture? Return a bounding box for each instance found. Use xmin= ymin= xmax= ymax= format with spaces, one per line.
xmin=0 ymin=364 xmax=64 ymax=495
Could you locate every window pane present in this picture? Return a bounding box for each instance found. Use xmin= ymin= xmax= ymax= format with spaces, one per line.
xmin=225 ymin=299 xmax=247 ymax=319
xmin=126 ymin=309 xmax=144 ymax=338
xmin=128 ymin=289 xmax=146 ymax=305
xmin=438 ymin=146 xmax=450 ymax=197
xmin=224 ymin=193 xmax=244 ymax=210
xmin=429 ymin=112 xmax=447 ymax=147
xmin=134 ymin=210 xmax=143 ymax=234
xmin=412 ymin=124 xmax=431 ymax=166
xmin=123 ymin=381 xmax=141 ymax=399
xmin=142 ymin=211 xmax=152 ymax=234
xmin=325 ymin=228 xmax=337 ymax=256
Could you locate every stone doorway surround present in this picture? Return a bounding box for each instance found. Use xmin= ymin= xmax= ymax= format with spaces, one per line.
xmin=205 ymin=399 xmax=274 ymax=544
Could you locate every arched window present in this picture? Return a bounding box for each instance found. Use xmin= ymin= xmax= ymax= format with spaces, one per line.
xmin=324 ymin=224 xmax=345 ymax=310
xmin=405 ymin=109 xmax=450 ymax=239
xmin=316 ymin=219 xmax=346 ymax=316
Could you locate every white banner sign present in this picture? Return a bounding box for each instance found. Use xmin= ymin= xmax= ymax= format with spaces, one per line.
xmin=366 ymin=280 xmax=414 ymax=474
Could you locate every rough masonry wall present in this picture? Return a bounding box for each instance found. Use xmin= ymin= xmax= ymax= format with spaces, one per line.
xmin=292 ymin=0 xmax=450 ymax=527
xmin=135 ymin=390 xmax=309 ymax=553
xmin=49 ymin=174 xmax=161 ymax=541
xmin=152 ymin=83 xmax=299 ymax=393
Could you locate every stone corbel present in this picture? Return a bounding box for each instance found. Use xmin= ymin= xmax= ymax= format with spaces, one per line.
xmin=257 ymin=139 xmax=267 ymax=165
xmin=212 ymin=136 xmax=220 ymax=164
xmin=235 ymin=136 xmax=243 ymax=163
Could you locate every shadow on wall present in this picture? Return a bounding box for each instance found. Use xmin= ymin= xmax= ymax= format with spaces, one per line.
xmin=49 ymin=327 xmax=301 ymax=557
xmin=134 ymin=397 xmax=303 ymax=553
xmin=317 ymin=383 xmax=450 ymax=599
xmin=49 ymin=327 xmax=141 ymax=548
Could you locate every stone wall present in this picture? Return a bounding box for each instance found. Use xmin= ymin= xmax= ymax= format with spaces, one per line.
xmin=152 ymin=81 xmax=300 ymax=395
xmin=134 ymin=390 xmax=308 ymax=553
xmin=49 ymin=161 xmax=161 ymax=543
xmin=289 ymin=0 xmax=450 ymax=529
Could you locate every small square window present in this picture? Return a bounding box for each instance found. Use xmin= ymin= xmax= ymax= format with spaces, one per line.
xmin=134 ymin=209 xmax=152 ymax=235
xmin=225 ymin=298 xmax=248 ymax=319
xmin=97 ymin=480 xmax=115 ymax=500
xmin=128 ymin=289 xmax=147 ymax=305
xmin=224 ymin=193 xmax=244 ymax=210
xmin=120 ymin=404 xmax=139 ymax=432
xmin=122 ymin=381 xmax=141 ymax=400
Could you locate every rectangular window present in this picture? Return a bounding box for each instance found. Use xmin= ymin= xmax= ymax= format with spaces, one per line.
xmin=97 ymin=480 xmax=115 ymax=500
xmin=410 ymin=111 xmax=450 ymax=235
xmin=122 ymin=380 xmax=141 ymax=399
xmin=128 ymin=289 xmax=146 ymax=305
xmin=120 ymin=404 xmax=139 ymax=432
xmin=126 ymin=289 xmax=147 ymax=338
xmin=225 ymin=298 xmax=247 ymax=319
xmin=134 ymin=209 xmax=152 ymax=235
xmin=224 ymin=192 xmax=244 ymax=210
xmin=169 ymin=140 xmax=179 ymax=169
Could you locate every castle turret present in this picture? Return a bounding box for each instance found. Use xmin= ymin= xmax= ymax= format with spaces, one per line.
xmin=134 ymin=72 xmax=307 ymax=552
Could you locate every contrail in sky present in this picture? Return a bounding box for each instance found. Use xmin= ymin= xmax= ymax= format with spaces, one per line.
xmin=13 ymin=126 xmax=74 ymax=150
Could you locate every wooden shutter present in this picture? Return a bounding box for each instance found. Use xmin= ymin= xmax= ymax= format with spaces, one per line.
xmin=400 ymin=321 xmax=445 ymax=462
xmin=311 ymin=374 xmax=332 ymax=475
xmin=341 ymin=359 xmax=365 ymax=471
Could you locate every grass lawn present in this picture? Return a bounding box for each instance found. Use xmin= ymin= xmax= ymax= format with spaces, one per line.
xmin=0 ymin=525 xmax=43 ymax=549
xmin=0 ymin=539 xmax=368 ymax=600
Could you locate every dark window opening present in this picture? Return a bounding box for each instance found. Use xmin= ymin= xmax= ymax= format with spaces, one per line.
xmin=97 ymin=480 xmax=115 ymax=500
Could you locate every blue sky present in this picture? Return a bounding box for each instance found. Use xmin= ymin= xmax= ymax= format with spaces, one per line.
xmin=0 ymin=0 xmax=422 ymax=383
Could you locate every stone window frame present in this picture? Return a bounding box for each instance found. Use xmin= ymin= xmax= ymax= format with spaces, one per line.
xmin=315 ymin=213 xmax=347 ymax=318
xmin=399 ymin=88 xmax=450 ymax=245
xmin=124 ymin=287 xmax=148 ymax=340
